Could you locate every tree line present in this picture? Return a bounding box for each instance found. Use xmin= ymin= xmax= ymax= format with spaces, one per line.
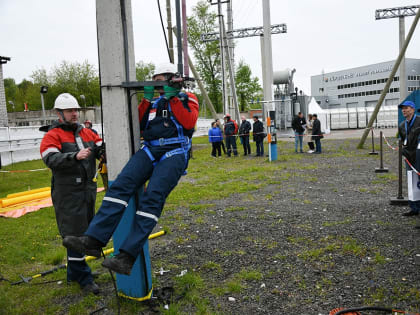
xmin=4 ymin=0 xmax=262 ymax=115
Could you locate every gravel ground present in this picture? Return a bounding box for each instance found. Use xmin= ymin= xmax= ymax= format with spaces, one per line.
xmin=84 ymin=136 xmax=420 ymax=314
xmin=150 ymin=137 xmax=420 ymax=315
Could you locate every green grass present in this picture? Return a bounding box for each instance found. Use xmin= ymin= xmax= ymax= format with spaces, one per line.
xmin=0 ymin=139 xmax=416 ymax=313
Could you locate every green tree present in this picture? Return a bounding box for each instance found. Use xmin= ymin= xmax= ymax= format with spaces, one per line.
xmin=187 ymin=1 xmax=223 ymax=112
xmin=235 ymin=60 xmax=262 ymax=111
xmin=49 ymin=60 xmax=100 ymax=108
xmin=136 ymin=61 xmax=155 ymax=81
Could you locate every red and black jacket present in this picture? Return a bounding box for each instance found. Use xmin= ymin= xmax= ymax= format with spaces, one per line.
xmin=40 ymin=121 xmax=103 ymax=185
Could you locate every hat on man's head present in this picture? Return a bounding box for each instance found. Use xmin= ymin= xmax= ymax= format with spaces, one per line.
xmin=398 ymin=100 xmax=416 ymax=109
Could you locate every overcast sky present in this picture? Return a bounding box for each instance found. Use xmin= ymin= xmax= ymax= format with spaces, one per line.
xmin=1 ymin=0 xmax=420 ymax=94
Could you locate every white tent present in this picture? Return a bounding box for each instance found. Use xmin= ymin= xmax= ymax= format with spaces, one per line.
xmin=307 ymin=97 xmax=330 ymax=134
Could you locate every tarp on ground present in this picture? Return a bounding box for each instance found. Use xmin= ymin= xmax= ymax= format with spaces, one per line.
xmin=0 ymin=187 xmax=104 ymax=218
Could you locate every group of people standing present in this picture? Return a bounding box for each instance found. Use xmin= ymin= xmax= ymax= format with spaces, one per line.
xmin=292 ymin=112 xmax=323 ymax=154
xmin=208 ymin=115 xmax=266 ymax=157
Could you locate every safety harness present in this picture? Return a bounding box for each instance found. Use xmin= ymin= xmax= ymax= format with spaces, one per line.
xmin=141 ymin=94 xmax=192 ymax=171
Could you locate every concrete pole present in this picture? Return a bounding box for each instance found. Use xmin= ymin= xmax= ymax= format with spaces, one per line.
xmin=96 ymin=0 xmax=152 ymax=300
xmin=181 ymin=0 xmax=189 ymax=76
xmin=166 ymin=0 xmax=174 ymax=63
xmin=358 ymin=7 xmax=420 ymax=149
xmin=259 ymin=35 xmax=266 ymax=122
xmin=262 ymin=0 xmax=273 ymax=123
xmin=399 ymin=17 xmax=407 ymax=103
xmin=96 ymin=0 xmax=138 ymax=180
xmin=0 ymin=64 xmax=9 ymax=127
xmin=40 ymin=93 xmax=46 ymax=125
xmin=217 ymin=0 xmax=227 ymax=115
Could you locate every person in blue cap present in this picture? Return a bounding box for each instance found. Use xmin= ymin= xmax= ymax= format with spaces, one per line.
xmin=398 ymin=100 xmax=420 ymax=223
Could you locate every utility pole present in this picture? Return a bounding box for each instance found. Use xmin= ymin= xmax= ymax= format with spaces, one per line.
xmin=202 ymin=22 xmax=287 ymax=122
xmin=175 ymin=0 xmax=183 ymax=74
xmin=226 ymin=0 xmax=234 ymax=116
xmin=375 ymin=5 xmax=420 ymax=104
xmin=216 ymin=0 xmax=228 ymax=114
xmin=181 ymin=0 xmax=189 ymax=76
xmin=96 ymin=0 xmax=151 ymax=299
xmin=262 ymin=0 xmax=274 ymax=123
xmin=0 ymin=56 xmax=11 ymax=127
xmin=358 ymin=7 xmax=420 ymax=148
xmin=166 ymin=0 xmax=174 ymax=63
xmin=358 ymin=5 xmax=420 ymax=148
xmin=221 ymin=16 xmax=240 ymax=123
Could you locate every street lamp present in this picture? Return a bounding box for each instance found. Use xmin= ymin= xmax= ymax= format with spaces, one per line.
xmin=8 ymin=101 xmax=15 ymax=112
xmin=40 ymin=86 xmax=48 ymax=125
xmin=80 ymin=95 xmax=87 ymax=107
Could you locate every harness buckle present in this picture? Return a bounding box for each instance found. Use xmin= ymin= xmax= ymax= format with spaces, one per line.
xmin=158 ymin=138 xmax=165 ymax=146
xmin=162 ymin=110 xmax=168 ymax=118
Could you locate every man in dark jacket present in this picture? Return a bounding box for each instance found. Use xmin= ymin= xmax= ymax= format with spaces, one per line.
xmin=398 ymin=100 xmax=420 ymax=218
xmin=253 ymin=115 xmax=265 ymax=156
xmin=224 ymin=114 xmax=238 ymax=157
xmin=291 ymin=112 xmax=306 ymax=153
xmin=63 ymin=64 xmax=199 ymax=276
xmin=311 ymin=114 xmax=323 ymax=154
xmin=239 ymin=116 xmax=251 ymax=156
xmin=40 ymin=93 xmax=104 ymax=294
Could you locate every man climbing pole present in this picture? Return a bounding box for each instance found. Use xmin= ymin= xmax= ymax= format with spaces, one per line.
xmin=63 ymin=63 xmax=199 ymax=275
xmin=40 ymin=93 xmax=104 ymax=294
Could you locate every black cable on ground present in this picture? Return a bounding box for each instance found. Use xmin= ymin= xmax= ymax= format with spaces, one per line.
xmin=102 ymin=249 xmax=121 ymax=315
xmin=0 ymin=272 xmax=11 ymax=283
xmin=334 ymin=306 xmax=420 ymax=315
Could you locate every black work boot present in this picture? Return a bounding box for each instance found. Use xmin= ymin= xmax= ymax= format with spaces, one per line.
xmin=101 ymin=251 xmax=136 ymax=275
xmin=63 ymin=236 xmax=103 ymax=257
xmin=82 ymin=281 xmax=100 ymax=295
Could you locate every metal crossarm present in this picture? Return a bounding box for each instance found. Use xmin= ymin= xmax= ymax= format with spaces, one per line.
xmin=375 ymin=5 xmax=420 ymax=20
xmin=201 ymin=23 xmax=287 ymax=42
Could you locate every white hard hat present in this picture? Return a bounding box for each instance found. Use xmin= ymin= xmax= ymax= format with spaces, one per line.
xmin=153 ymin=62 xmax=177 ymax=78
xmin=54 ymin=93 xmax=80 ymax=110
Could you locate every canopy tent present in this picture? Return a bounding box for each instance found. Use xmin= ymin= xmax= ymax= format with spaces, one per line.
xmin=307 ymin=97 xmax=330 ymax=134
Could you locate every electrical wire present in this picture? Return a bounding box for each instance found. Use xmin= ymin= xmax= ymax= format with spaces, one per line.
xmin=157 ymin=0 xmax=173 ymax=63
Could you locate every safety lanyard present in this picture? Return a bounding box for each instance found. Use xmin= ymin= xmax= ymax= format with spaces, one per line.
xmin=405 ymin=114 xmax=417 ymax=145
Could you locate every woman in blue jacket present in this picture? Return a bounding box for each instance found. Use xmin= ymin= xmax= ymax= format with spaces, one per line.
xmin=208 ymin=122 xmax=223 ymax=157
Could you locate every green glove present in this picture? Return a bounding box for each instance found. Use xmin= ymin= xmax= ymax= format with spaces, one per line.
xmin=163 ymin=85 xmax=180 ymax=99
xmin=144 ymin=86 xmax=154 ymax=101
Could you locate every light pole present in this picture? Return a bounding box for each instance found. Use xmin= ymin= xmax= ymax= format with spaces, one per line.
xmin=8 ymin=101 xmax=15 ymax=112
xmin=40 ymin=86 xmax=48 ymax=125
xmin=80 ymin=94 xmax=87 ymax=107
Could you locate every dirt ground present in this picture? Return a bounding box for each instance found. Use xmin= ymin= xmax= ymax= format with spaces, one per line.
xmin=87 ymin=136 xmax=420 ymax=314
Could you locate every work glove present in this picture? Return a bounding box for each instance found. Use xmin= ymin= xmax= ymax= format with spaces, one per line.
xmin=144 ymin=86 xmax=154 ymax=101
xmin=163 ymin=85 xmax=180 ymax=99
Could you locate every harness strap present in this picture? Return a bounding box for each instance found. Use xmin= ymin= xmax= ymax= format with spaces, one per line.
xmin=146 ymin=136 xmax=189 ymax=147
xmin=142 ymin=95 xmax=191 ymax=173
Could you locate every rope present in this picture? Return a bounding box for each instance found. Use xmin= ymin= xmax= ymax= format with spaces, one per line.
xmin=404 ymin=157 xmax=420 ymax=176
xmin=382 ymin=133 xmax=398 ymax=151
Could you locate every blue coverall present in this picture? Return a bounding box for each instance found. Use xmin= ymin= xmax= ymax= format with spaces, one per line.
xmin=84 ymin=93 xmax=199 ymax=258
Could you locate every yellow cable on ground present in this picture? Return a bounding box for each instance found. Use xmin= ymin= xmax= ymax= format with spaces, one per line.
xmin=1 ymin=191 xmax=51 ymax=208
xmin=85 ymin=230 xmax=166 ymax=261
